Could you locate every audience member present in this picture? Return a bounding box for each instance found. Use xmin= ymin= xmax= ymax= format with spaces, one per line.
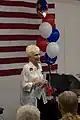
xmin=58 ymin=91 xmax=80 ymax=120
xmin=16 ymin=104 xmax=40 ymax=120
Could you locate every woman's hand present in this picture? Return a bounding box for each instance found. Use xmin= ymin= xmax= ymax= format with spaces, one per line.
xmin=40 ymin=79 xmax=48 ymax=88
xmin=43 ymin=79 xmax=48 ymax=85
xmin=33 ymin=79 xmax=48 ymax=87
xmin=36 ymin=79 xmax=48 ymax=88
xmin=33 ymin=80 xmax=43 ymax=86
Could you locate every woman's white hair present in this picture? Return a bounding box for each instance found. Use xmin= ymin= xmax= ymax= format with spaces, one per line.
xmin=16 ymin=104 xmax=40 ymax=120
xmin=26 ymin=45 xmax=40 ymax=57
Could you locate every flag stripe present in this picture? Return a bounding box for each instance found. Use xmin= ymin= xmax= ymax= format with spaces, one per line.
xmin=0 ymin=35 xmax=39 ymax=41
xmin=0 ymin=52 xmax=26 ymax=58
xmin=0 ymin=29 xmax=39 ymax=35
xmin=0 ymin=62 xmax=57 ymax=70
xmin=0 ymin=1 xmax=55 ymax=8
xmin=0 ymin=40 xmax=36 ymax=47
xmin=0 ymin=64 xmax=57 ymax=76
xmin=0 ymin=23 xmax=56 ymax=29
xmin=0 ymin=46 xmax=46 ymax=53
xmin=0 ymin=56 xmax=47 ymax=64
xmin=0 ymin=17 xmax=42 ymax=24
xmin=0 ymin=12 xmax=39 ymax=18
xmin=0 ymin=51 xmax=45 ymax=59
xmin=0 ymin=69 xmax=22 ymax=76
xmin=0 ymin=46 xmax=26 ymax=52
xmin=0 ymin=23 xmax=39 ymax=29
xmin=0 ymin=5 xmax=55 ymax=14
xmin=0 ymin=57 xmax=28 ymax=64
xmin=0 ymin=12 xmax=55 ymax=19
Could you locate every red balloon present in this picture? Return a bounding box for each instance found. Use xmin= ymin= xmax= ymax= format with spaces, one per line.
xmin=37 ymin=36 xmax=47 ymax=52
xmin=42 ymin=14 xmax=55 ymax=27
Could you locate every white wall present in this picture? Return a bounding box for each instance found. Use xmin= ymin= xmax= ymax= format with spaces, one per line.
xmin=0 ymin=1 xmax=80 ymax=120
xmin=0 ymin=75 xmax=21 ymax=120
xmin=55 ymin=2 xmax=65 ymax=73
xmin=64 ymin=2 xmax=80 ymax=74
xmin=55 ymin=1 xmax=80 ymax=74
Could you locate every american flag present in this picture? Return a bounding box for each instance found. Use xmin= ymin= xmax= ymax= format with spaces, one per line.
xmin=0 ymin=0 xmax=57 ymax=76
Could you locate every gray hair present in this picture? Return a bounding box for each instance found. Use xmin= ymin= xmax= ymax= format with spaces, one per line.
xmin=58 ymin=91 xmax=78 ymax=114
xmin=26 ymin=45 xmax=40 ymax=57
xmin=16 ymin=105 xmax=40 ymax=120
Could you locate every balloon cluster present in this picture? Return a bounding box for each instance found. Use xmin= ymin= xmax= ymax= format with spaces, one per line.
xmin=36 ymin=0 xmax=60 ymax=64
xmin=36 ymin=0 xmax=60 ymax=98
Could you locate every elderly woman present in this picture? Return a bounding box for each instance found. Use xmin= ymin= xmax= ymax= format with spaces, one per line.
xmin=58 ymin=91 xmax=80 ymax=120
xmin=20 ymin=45 xmax=48 ymax=106
xmin=16 ymin=104 xmax=40 ymax=120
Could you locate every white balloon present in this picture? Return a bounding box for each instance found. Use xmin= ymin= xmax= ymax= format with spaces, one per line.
xmin=39 ymin=22 xmax=52 ymax=38
xmin=46 ymin=42 xmax=59 ymax=58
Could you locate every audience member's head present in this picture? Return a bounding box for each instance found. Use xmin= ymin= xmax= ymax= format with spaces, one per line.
xmin=58 ymin=91 xmax=80 ymax=120
xmin=16 ymin=104 xmax=40 ymax=120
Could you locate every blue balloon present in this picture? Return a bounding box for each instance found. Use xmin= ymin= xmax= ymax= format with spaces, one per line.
xmin=47 ymin=28 xmax=60 ymax=42
xmin=44 ymin=53 xmax=57 ymax=64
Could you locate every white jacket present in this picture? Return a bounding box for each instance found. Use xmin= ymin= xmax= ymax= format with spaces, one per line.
xmin=20 ymin=61 xmax=47 ymax=106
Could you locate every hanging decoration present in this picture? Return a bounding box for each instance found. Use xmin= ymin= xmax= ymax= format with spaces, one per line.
xmin=44 ymin=53 xmax=57 ymax=64
xmin=42 ymin=14 xmax=55 ymax=27
xmin=36 ymin=0 xmax=60 ymax=100
xmin=37 ymin=36 xmax=48 ymax=52
xmin=36 ymin=0 xmax=48 ymax=18
xmin=39 ymin=22 xmax=52 ymax=38
xmin=46 ymin=42 xmax=59 ymax=58
xmin=47 ymin=28 xmax=60 ymax=42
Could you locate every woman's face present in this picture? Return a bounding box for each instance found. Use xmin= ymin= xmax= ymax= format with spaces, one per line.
xmin=30 ymin=50 xmax=40 ymax=64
